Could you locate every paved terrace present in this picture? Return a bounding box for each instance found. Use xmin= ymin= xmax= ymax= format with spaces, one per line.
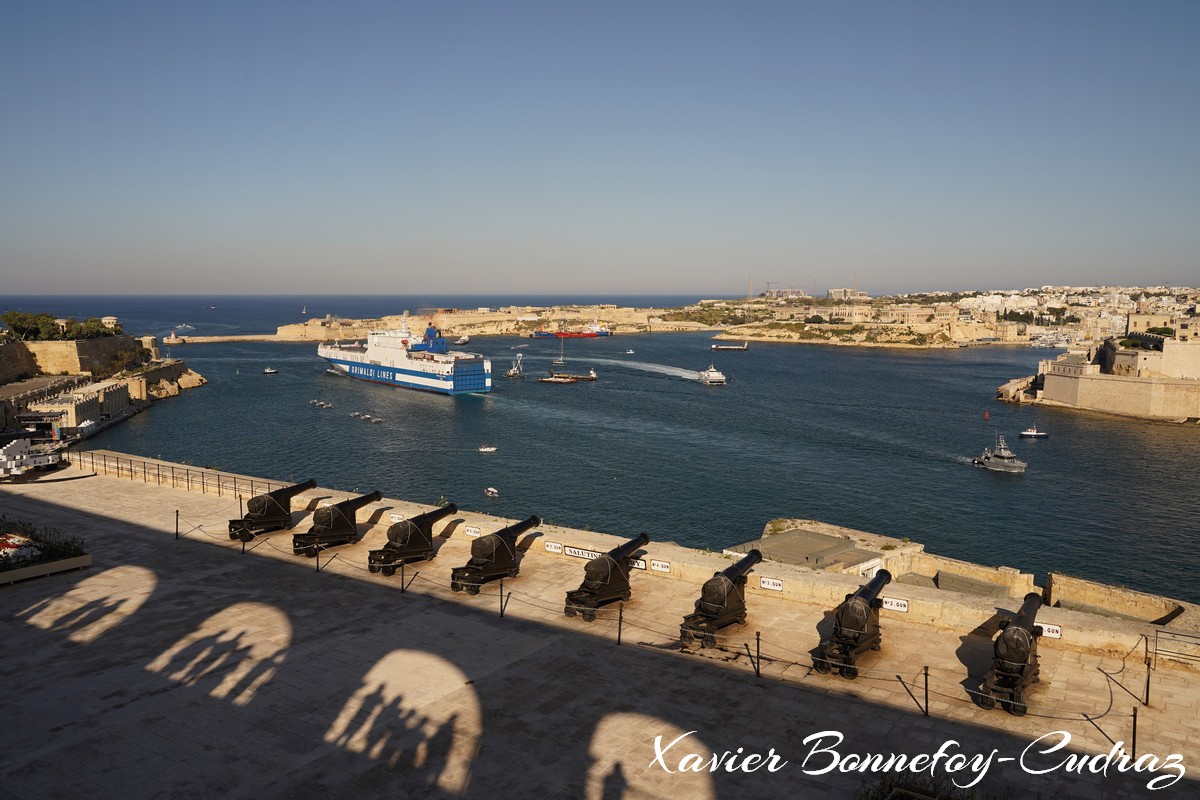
xmin=2 ymin=458 xmax=1199 ymax=799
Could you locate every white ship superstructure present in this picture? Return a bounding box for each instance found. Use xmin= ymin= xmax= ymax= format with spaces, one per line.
xmin=317 ymin=317 xmax=491 ymax=395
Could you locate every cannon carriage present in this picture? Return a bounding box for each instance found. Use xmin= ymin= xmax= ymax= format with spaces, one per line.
xmin=979 ymin=592 xmax=1044 ymax=715
xmin=564 ymin=533 xmax=650 ymax=621
xmin=449 ymin=515 xmax=541 ymax=595
xmin=680 ymin=549 xmax=762 ymax=647
xmin=228 ymin=479 xmax=317 ymax=541
xmin=292 ymin=490 xmax=382 ymax=557
xmin=815 ymin=569 xmax=892 ymax=679
xmin=368 ymin=503 xmax=458 ymax=576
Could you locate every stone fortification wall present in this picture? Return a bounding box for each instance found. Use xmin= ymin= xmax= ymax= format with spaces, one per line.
xmin=1048 ymin=573 xmax=1190 ymax=623
xmin=1041 ymin=370 xmax=1200 ymax=419
xmin=884 ymin=551 xmax=1039 ymax=599
xmin=23 ymin=336 xmax=143 ymax=375
xmin=68 ymin=448 xmax=1199 ymax=667
xmin=0 ymin=342 xmax=38 ymax=384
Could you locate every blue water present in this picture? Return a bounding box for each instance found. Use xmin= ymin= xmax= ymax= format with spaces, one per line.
xmin=6 ymin=295 xmax=1199 ymax=603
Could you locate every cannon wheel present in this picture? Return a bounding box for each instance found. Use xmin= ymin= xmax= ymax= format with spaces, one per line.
xmin=240 ymin=532 xmax=254 ymax=543
xmin=814 ymin=657 xmax=831 ymax=674
xmin=978 ymin=691 xmax=997 ymax=710
xmin=1003 ymin=698 xmax=1028 ymax=717
xmin=451 ymin=580 xmax=462 ymax=593
xmin=701 ymin=633 xmax=716 ymax=648
xmin=466 ymin=584 xmax=480 ymax=596
xmin=229 ymin=531 xmax=239 ymax=540
xmin=564 ymin=605 xmax=577 ymax=618
xmin=582 ymin=609 xmax=596 ymax=622
xmin=368 ymin=564 xmax=379 ymax=574
xmin=680 ymin=630 xmax=694 ymax=645
xmin=839 ymin=663 xmax=859 ymax=680
xmin=381 ymin=565 xmax=395 ymax=577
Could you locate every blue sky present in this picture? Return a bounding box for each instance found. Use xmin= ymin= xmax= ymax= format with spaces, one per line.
xmin=2 ymin=1 xmax=1197 ymax=296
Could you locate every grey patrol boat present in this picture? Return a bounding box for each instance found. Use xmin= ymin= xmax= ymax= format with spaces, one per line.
xmin=973 ymin=435 xmax=1027 ymax=473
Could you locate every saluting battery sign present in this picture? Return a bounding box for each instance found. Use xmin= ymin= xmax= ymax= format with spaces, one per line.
xmin=564 ymin=545 xmax=646 ymax=570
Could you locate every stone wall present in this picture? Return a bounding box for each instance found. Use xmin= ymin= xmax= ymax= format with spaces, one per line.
xmin=1048 ymin=573 xmax=1190 ymax=623
xmin=1041 ymin=370 xmax=1200 ymax=419
xmin=0 ymin=342 xmax=38 ymax=384
xmin=23 ymin=336 xmax=143 ymax=375
xmin=883 ymin=551 xmax=1039 ymax=599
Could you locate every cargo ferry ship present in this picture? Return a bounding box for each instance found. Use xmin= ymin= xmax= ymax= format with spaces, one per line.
xmin=317 ymin=318 xmax=491 ymax=395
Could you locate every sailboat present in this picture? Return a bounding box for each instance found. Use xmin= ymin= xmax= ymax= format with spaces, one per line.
xmin=552 ymin=336 xmax=566 ymax=367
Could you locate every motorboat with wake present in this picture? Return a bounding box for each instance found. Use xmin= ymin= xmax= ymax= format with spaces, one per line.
xmin=697 ymin=365 xmax=727 ymax=385
xmin=973 ymin=436 xmax=1027 ymax=473
xmin=1019 ymin=426 xmax=1048 ymax=439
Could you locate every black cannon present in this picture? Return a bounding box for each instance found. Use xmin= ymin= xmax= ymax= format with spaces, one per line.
xmin=980 ymin=592 xmax=1044 ymax=715
xmin=815 ymin=569 xmax=892 ymax=679
xmin=228 ymin=479 xmax=317 ymax=541
xmin=450 ymin=515 xmax=541 ymax=595
xmin=292 ymin=490 xmax=382 ymax=557
xmin=368 ymin=503 xmax=458 ymax=576
xmin=564 ymin=533 xmax=650 ymax=621
xmin=680 ymin=549 xmax=763 ymax=647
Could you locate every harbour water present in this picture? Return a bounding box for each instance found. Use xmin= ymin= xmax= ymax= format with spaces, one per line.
xmin=6 ymin=295 xmax=1199 ymax=603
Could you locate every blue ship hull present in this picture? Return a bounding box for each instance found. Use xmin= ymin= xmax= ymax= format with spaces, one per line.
xmin=321 ymin=355 xmax=490 ymax=395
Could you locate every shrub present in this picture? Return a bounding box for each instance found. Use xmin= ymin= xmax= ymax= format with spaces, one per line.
xmin=0 ymin=516 xmax=88 ymax=571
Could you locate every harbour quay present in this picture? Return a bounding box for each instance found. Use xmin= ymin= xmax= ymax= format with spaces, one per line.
xmin=3 ymin=455 xmax=1199 ymax=798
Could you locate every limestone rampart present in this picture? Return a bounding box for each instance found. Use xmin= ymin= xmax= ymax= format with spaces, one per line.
xmin=1048 ymin=572 xmax=1191 ymax=624
xmin=1041 ymin=370 xmax=1200 ymax=420
xmin=884 ymin=551 xmax=1040 ymax=599
xmin=0 ymin=341 xmax=38 ymax=384
xmin=23 ymin=336 xmax=144 ymax=375
xmin=64 ymin=449 xmax=1200 ymax=669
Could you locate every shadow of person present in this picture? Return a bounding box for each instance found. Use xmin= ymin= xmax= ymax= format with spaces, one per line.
xmin=49 ymin=596 xmax=126 ymax=634
xmin=336 ymin=684 xmax=388 ymax=748
xmin=419 ymin=712 xmax=457 ymax=783
xmin=601 ymin=761 xmax=629 ymax=800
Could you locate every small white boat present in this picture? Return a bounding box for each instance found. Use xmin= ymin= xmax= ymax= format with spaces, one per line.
xmin=698 ymin=365 xmax=727 ymax=385
xmin=485 ymin=487 xmax=500 ymax=497
xmin=478 ymin=445 xmax=497 ymax=453
xmin=455 ymin=334 xmax=470 ymax=345
xmin=1019 ymin=426 xmax=1048 ymax=439
xmin=625 ymin=349 xmax=635 ymax=354
xmin=263 ymin=367 xmax=278 ymax=375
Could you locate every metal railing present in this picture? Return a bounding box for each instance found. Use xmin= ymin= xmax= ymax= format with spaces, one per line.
xmin=66 ymin=450 xmax=285 ymax=499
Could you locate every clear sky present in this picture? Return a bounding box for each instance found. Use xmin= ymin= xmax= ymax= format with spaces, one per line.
xmin=2 ymin=1 xmax=1197 ymax=297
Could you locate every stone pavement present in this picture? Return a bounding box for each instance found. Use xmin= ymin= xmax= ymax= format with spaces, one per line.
xmin=2 ymin=463 xmax=1198 ymax=799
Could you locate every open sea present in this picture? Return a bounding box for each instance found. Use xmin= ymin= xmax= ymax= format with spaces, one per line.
xmin=6 ymin=294 xmax=1199 ymax=604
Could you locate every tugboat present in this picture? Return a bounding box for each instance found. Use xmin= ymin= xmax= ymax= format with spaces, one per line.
xmin=973 ymin=436 xmax=1027 ymax=473
xmin=505 ymin=352 xmax=524 ymax=379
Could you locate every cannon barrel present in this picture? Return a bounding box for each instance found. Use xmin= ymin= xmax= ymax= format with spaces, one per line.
xmin=471 ymin=514 xmax=541 ymax=556
xmin=312 ymin=490 xmax=383 ymax=529
xmin=718 ymin=549 xmax=762 ymax=581
xmin=1010 ymin=592 xmax=1043 ymax=634
xmin=605 ymin=532 xmax=650 ymax=562
xmin=246 ymin=478 xmax=317 ymax=516
xmin=852 ymin=569 xmax=892 ymax=603
xmin=386 ymin=503 xmax=457 ymax=546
